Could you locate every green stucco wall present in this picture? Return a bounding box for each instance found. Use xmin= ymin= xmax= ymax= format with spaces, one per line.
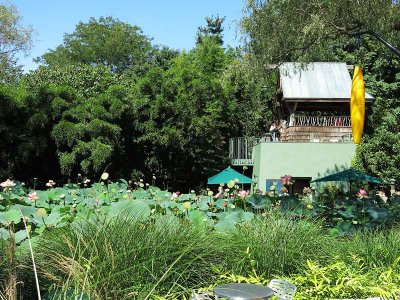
xmin=252 ymin=142 xmax=356 ymax=191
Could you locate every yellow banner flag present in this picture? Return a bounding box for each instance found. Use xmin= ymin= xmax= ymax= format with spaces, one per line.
xmin=350 ymin=66 xmax=365 ymax=144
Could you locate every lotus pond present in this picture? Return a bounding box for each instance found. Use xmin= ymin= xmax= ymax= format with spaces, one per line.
xmin=1 ymin=178 xmax=400 ymax=299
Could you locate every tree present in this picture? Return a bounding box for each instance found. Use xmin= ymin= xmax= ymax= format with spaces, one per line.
xmin=196 ymin=15 xmax=225 ymax=46
xmin=340 ymin=37 xmax=400 ymax=186
xmin=22 ymin=64 xmax=118 ymax=99
xmin=132 ymin=37 xmax=237 ymax=189
xmin=51 ymin=85 xmax=135 ymax=177
xmin=36 ymin=16 xmax=153 ymax=74
xmin=241 ymin=0 xmax=400 ymax=65
xmin=0 ymin=83 xmax=76 ymax=182
xmin=0 ymin=3 xmax=33 ymax=83
xmin=221 ymin=53 xmax=276 ymax=136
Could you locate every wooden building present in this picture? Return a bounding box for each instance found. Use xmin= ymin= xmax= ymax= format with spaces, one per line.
xmin=229 ymin=62 xmax=374 ymax=192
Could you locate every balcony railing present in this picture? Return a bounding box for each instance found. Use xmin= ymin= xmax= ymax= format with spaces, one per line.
xmin=229 ymin=116 xmax=353 ymax=166
xmin=229 ymin=137 xmax=260 ymax=166
xmin=290 ymin=115 xmax=351 ymax=127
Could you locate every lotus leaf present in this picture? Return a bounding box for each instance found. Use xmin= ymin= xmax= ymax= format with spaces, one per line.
xmin=336 ymin=210 xmax=355 ymax=219
xmin=46 ymin=190 xmax=60 ymax=202
xmin=188 ymin=210 xmax=206 ymax=222
xmin=0 ymin=209 xmax=21 ymax=225
xmin=132 ymin=190 xmax=150 ymax=200
xmin=34 ymin=198 xmax=50 ymax=208
xmin=280 ymin=196 xmax=302 ymax=210
xmin=178 ymin=193 xmax=196 ymax=202
xmin=118 ymin=178 xmax=128 ymax=186
xmin=335 ymin=220 xmax=354 ymax=233
xmin=0 ymin=227 xmax=10 ymax=239
xmin=246 ymin=194 xmax=272 ymax=209
xmin=392 ymin=195 xmax=400 ymax=204
xmin=34 ymin=225 xmax=46 ymax=235
xmin=196 ymin=198 xmax=210 ymax=211
xmin=223 ymin=211 xmax=254 ymax=225
xmin=214 ymin=198 xmax=229 ymax=209
xmin=15 ymin=229 xmax=28 ymax=244
xmin=368 ymin=207 xmax=391 ymax=222
xmin=154 ymin=191 xmax=171 ymax=201
xmin=108 ymin=199 xmax=150 ymax=221
xmin=11 ymin=204 xmax=36 ymax=217
xmin=214 ymin=220 xmax=238 ymax=234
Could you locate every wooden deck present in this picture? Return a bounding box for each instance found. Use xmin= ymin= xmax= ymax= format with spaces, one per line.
xmin=281 ymin=126 xmax=352 ymax=143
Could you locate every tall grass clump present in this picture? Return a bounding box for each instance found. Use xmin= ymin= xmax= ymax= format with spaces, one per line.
xmin=0 ymin=239 xmax=7 ymax=299
xmin=339 ymin=227 xmax=400 ymax=269
xmin=229 ymin=211 xmax=337 ymax=277
xmin=34 ymin=215 xmax=232 ymax=299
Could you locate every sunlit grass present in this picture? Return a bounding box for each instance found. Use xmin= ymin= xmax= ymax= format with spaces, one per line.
xmin=228 ymin=211 xmax=337 ymax=277
xmin=35 ymin=215 xmax=233 ymax=299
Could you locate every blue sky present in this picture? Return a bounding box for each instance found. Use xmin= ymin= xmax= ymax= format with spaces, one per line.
xmin=10 ymin=0 xmax=245 ymax=72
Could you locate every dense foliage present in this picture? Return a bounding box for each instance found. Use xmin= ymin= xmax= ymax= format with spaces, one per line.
xmin=0 ymin=180 xmax=399 ymax=298
xmin=1 ymin=1 xmax=399 ymax=193
xmin=1 ymin=15 xmax=262 ymax=190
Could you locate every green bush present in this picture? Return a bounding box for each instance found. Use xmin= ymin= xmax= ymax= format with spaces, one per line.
xmin=285 ymin=257 xmax=400 ymax=299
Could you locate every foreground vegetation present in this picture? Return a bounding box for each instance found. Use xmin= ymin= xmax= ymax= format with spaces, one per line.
xmin=1 ymin=178 xmax=400 ymax=299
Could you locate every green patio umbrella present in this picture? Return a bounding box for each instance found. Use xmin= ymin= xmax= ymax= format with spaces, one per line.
xmin=311 ymin=168 xmax=384 ymax=184
xmin=207 ymin=166 xmax=253 ymax=185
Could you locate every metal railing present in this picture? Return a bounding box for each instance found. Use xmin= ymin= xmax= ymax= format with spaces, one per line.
xmin=229 ymin=132 xmax=353 ymax=166
xmin=290 ymin=116 xmax=351 ymax=127
xmin=229 ymin=137 xmax=260 ymax=166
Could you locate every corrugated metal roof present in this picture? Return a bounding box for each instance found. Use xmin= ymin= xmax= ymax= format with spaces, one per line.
xmin=279 ymin=62 xmax=374 ymax=101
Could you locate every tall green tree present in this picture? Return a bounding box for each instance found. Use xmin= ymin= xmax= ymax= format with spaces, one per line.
xmin=22 ymin=64 xmax=118 ymax=99
xmin=221 ymin=53 xmax=276 ymax=136
xmin=196 ymin=15 xmax=225 ymax=46
xmin=342 ymin=37 xmax=400 ymax=185
xmin=0 ymin=3 xmax=33 ymax=83
xmin=36 ymin=16 xmax=153 ymax=75
xmin=0 ymin=84 xmax=76 ymax=182
xmin=51 ymin=84 xmax=136 ymax=177
xmin=241 ymin=0 xmax=400 ymax=65
xmin=133 ymin=37 xmax=237 ymax=189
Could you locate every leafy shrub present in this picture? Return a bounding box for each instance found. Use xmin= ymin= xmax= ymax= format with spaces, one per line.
xmin=285 ymin=257 xmax=400 ymax=299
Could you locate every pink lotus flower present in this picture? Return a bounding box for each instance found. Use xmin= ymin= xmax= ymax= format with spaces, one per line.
xmin=357 ymin=189 xmax=368 ymax=199
xmin=238 ymin=190 xmax=249 ymax=199
xmin=172 ymin=192 xmax=180 ymax=198
xmin=280 ymin=175 xmax=293 ymax=186
xmin=28 ymin=192 xmax=38 ymax=201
